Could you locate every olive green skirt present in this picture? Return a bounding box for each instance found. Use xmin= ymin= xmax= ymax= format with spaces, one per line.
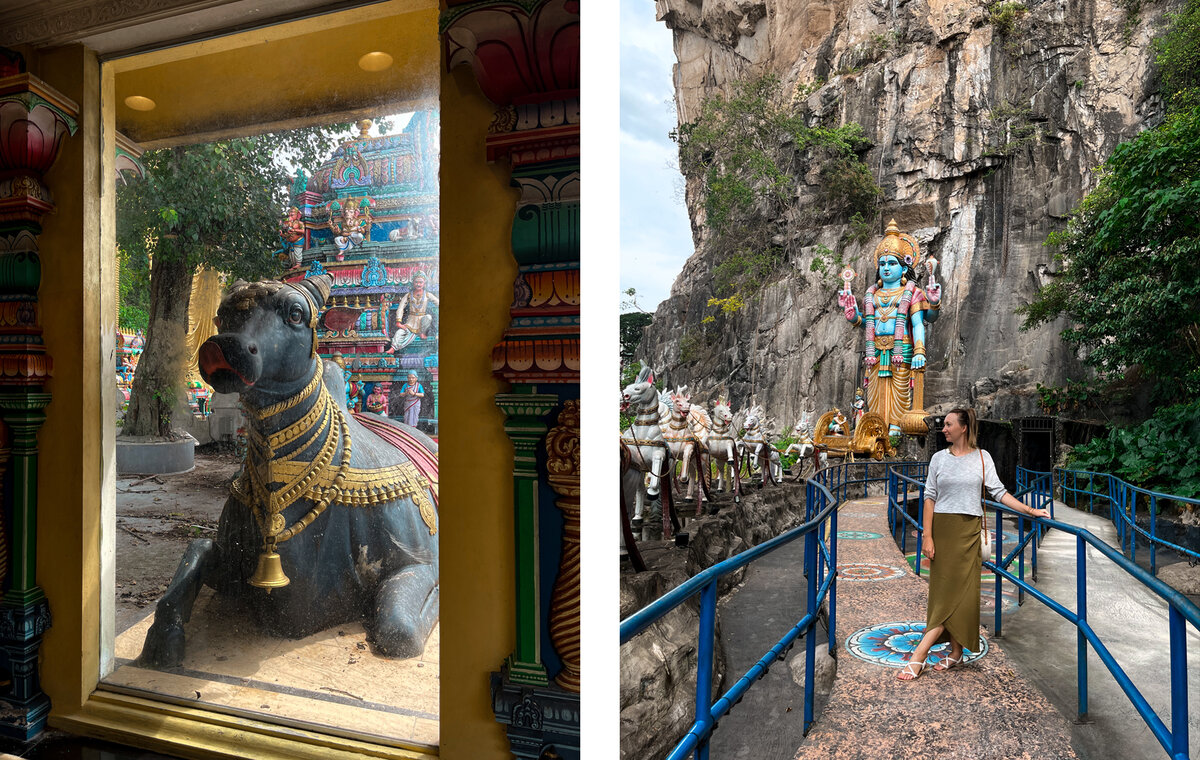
xmin=927 ymin=512 xmax=982 ymax=648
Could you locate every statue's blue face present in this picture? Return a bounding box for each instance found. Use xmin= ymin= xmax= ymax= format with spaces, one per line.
xmin=878 ymin=255 xmax=903 ymax=286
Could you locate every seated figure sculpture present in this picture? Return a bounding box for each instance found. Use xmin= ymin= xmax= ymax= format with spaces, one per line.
xmin=838 ymin=220 xmax=942 ymax=436
xmin=388 ymin=273 xmax=438 ymax=353
xmin=329 ymin=201 xmax=371 ymax=260
xmin=139 ymin=274 xmax=439 ymax=667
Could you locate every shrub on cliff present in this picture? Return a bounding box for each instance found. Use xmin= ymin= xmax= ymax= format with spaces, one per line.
xmin=671 ymin=75 xmax=880 ymax=303
xmin=1067 ymin=400 xmax=1200 ymax=498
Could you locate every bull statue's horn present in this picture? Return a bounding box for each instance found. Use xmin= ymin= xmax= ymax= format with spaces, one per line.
xmin=294 ymin=274 xmax=334 ymax=309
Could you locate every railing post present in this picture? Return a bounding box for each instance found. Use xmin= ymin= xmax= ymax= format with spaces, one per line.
xmin=993 ymin=504 xmax=1003 ymax=638
xmin=829 ymin=489 xmax=838 ymax=656
xmin=1077 ymin=535 xmax=1089 ymax=723
xmin=1150 ymin=495 xmax=1157 ymax=576
xmin=695 ymin=580 xmax=717 ymax=759
xmin=1169 ymin=606 xmax=1188 ymax=759
xmin=1017 ymin=515 xmax=1026 ymax=606
xmin=803 ymin=528 xmax=818 ymax=736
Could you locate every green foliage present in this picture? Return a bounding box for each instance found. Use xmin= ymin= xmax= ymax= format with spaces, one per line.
xmin=620 ymin=311 xmax=654 ymax=368
xmin=117 ymin=125 xmax=350 ymax=283
xmin=1035 ymin=378 xmax=1111 ymax=415
xmin=678 ymin=333 xmax=703 ymax=364
xmin=808 ymin=244 xmax=845 ymax=286
xmin=117 ymin=248 xmax=150 ymax=332
xmin=988 ymin=1 xmax=1028 ymax=36
xmin=1153 ymin=0 xmax=1200 ymax=113
xmin=1020 ymin=108 xmax=1200 ymax=395
xmin=712 ymin=247 xmax=785 ymax=296
xmin=1067 ymin=400 xmax=1200 ymax=498
xmin=775 ymin=436 xmax=799 ymax=470
xmin=672 ymin=75 xmax=881 ymax=300
xmin=847 ymin=211 xmax=873 ymax=245
xmin=1120 ymin=0 xmax=1142 ymax=46
xmin=984 ymin=101 xmax=1042 ymax=157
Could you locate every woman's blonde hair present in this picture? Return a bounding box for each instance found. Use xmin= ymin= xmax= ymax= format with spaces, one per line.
xmin=947 ymin=408 xmax=978 ymax=449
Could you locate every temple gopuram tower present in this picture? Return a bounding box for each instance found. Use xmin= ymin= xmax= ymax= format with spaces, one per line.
xmin=284 ymin=112 xmax=440 ymax=431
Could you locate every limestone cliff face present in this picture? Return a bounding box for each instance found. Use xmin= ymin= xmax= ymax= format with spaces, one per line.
xmin=640 ymin=0 xmax=1172 ymax=428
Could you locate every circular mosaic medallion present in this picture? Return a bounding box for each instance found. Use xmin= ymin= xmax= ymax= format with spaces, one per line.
xmin=837 ymin=563 xmax=905 ymax=582
xmin=846 ymin=621 xmax=988 ymax=669
xmin=839 ymin=511 xmax=879 ymax=519
xmin=837 ymin=530 xmax=883 ymax=540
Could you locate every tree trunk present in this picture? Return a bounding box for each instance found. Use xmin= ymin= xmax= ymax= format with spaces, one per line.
xmin=122 ymin=242 xmax=194 ymax=437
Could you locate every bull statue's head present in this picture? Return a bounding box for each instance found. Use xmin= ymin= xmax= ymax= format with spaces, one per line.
xmin=199 ymin=274 xmax=333 ymax=396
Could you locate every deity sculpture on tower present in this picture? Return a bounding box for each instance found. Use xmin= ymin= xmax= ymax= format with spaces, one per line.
xmin=327 ymin=198 xmax=373 ymax=260
xmin=279 ymin=206 xmax=306 ymax=269
xmin=837 ymin=219 xmax=942 ymax=436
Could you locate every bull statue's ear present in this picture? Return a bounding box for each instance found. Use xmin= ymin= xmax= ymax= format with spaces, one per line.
xmin=295 ymin=274 xmax=334 ymax=309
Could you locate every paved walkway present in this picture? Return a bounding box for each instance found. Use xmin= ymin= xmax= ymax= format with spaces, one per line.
xmin=998 ymin=501 xmax=1200 ymax=760
xmin=793 ymin=495 xmax=1077 ymax=759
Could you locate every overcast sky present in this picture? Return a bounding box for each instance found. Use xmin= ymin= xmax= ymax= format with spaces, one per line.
xmin=620 ymin=0 xmax=694 ymax=314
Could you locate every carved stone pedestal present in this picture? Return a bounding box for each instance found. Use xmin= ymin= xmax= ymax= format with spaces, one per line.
xmin=490 ymin=669 xmax=581 ymax=760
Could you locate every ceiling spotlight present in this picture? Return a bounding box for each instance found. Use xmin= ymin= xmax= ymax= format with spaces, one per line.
xmin=124 ymin=95 xmax=156 ymax=111
xmin=358 ymin=52 xmax=393 ymax=72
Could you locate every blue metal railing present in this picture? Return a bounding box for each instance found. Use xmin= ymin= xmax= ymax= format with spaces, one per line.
xmin=1057 ymin=468 xmax=1200 ymax=576
xmin=620 ymin=460 xmax=892 ymax=759
xmin=985 ymin=467 xmax=1200 ymax=760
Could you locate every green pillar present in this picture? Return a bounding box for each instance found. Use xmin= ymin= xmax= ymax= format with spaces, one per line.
xmin=0 ymin=393 xmax=50 ymax=606
xmin=495 ymin=386 xmax=558 ymax=686
xmin=0 ymin=391 xmax=52 ymax=736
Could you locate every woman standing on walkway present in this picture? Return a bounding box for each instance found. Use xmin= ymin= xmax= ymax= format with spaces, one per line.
xmin=897 ymin=408 xmax=1051 ymax=680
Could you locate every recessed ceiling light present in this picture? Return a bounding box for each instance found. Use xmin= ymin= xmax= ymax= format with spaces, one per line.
xmin=358 ymin=52 xmax=393 ymax=72
xmin=124 ymin=95 xmax=156 ymax=111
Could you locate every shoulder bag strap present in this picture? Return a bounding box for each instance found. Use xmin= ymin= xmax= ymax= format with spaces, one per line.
xmin=979 ymin=449 xmax=987 ymax=536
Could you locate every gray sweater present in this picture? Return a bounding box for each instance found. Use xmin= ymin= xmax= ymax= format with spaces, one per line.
xmin=924 ymin=448 xmax=1008 ymax=516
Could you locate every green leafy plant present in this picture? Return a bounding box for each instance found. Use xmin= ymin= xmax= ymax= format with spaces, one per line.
xmin=672 ymin=75 xmax=881 ymax=302
xmin=989 ymin=1 xmax=1028 ymax=37
xmin=1019 ymin=108 xmax=1200 ymax=396
xmin=1153 ymin=0 xmax=1200 ymax=112
xmin=1067 ymin=400 xmax=1200 ymax=498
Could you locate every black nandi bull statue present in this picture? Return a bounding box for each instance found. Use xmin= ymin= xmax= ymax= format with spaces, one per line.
xmin=139 ymin=274 xmax=438 ymax=667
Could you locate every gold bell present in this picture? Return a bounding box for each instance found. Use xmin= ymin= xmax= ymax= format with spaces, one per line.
xmin=248 ymin=549 xmax=290 ymax=592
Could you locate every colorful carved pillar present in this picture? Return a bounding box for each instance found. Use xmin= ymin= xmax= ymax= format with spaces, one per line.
xmin=0 ymin=51 xmax=79 ymax=740
xmin=442 ymin=1 xmax=580 ymax=756
xmin=494 ymin=390 xmax=559 ymax=686
xmin=545 ymin=400 xmax=580 ymax=691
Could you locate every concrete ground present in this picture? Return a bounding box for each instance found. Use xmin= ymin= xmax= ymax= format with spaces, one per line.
xmin=706 ymin=489 xmax=1200 ymax=760
xmin=998 ymin=501 xmax=1200 ymax=760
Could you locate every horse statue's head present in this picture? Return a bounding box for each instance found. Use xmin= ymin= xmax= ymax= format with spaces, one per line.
xmin=743 ymin=405 xmax=763 ymax=431
xmin=712 ymin=398 xmax=733 ymax=428
xmin=670 ymin=386 xmax=691 ymax=416
xmin=199 ymin=275 xmax=333 ymax=400
xmin=621 ymin=365 xmax=657 ymax=412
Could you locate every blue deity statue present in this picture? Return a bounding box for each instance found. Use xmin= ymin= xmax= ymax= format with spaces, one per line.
xmin=837 ymin=220 xmax=942 ymax=435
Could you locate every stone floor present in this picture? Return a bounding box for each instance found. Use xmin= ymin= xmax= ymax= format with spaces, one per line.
xmin=792 ymin=495 xmax=1078 ymax=759
xmin=104 ymin=587 xmax=439 ymax=748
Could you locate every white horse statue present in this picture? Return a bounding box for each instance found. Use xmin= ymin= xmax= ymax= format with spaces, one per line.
xmin=740 ymin=405 xmax=782 ymax=486
xmin=704 ymin=397 xmax=741 ymax=503
xmin=660 ymin=387 xmax=710 ymax=515
xmin=621 ymin=366 xmax=674 ymax=540
xmin=782 ymin=407 xmax=826 ymax=480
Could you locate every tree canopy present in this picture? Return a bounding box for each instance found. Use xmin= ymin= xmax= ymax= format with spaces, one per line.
xmin=118 ymin=125 xmax=348 ymax=436
xmin=1020 ymin=4 xmax=1200 ymax=398
xmin=117 ymin=127 xmax=347 ymax=283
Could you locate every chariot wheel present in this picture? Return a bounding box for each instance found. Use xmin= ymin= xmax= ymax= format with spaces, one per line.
xmin=872 ymin=438 xmax=885 ymax=460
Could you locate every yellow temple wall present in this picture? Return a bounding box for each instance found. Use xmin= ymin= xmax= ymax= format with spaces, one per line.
xmin=18 ymin=5 xmax=524 ymax=756
xmin=437 ymin=61 xmax=521 ymax=758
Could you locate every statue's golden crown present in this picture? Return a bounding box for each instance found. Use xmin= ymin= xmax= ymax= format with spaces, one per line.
xmin=873 ymin=218 xmax=921 ymax=268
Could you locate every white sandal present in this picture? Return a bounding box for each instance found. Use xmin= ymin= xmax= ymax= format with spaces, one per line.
xmin=934 ymin=654 xmax=962 ymax=671
xmin=896 ymin=659 xmax=929 ymax=681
